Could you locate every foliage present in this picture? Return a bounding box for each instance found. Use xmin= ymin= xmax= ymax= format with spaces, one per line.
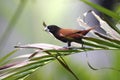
xmin=0 ymin=0 xmax=120 ymax=80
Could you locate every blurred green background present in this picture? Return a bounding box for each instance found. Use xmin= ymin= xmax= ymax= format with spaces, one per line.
xmin=0 ymin=0 xmax=120 ymax=80
xmin=0 ymin=0 xmax=91 ymax=54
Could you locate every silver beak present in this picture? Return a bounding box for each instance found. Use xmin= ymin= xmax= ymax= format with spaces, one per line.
xmin=44 ymin=27 xmax=49 ymax=32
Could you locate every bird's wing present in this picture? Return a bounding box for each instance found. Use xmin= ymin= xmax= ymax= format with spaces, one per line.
xmin=58 ymin=27 xmax=94 ymax=38
xmin=58 ymin=29 xmax=83 ymax=38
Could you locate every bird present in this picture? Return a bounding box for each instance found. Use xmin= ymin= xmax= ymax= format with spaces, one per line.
xmin=43 ymin=22 xmax=94 ymax=47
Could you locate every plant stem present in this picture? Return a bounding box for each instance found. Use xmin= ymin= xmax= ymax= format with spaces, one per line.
xmin=57 ymin=52 xmax=80 ymax=80
xmin=0 ymin=0 xmax=28 ymax=53
xmin=44 ymin=51 xmax=80 ymax=80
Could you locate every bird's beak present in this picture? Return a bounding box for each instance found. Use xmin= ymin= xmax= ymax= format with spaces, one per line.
xmin=44 ymin=27 xmax=49 ymax=32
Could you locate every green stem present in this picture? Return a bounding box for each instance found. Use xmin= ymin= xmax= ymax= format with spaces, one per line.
xmin=44 ymin=51 xmax=80 ymax=80
xmin=57 ymin=52 xmax=80 ymax=80
xmin=81 ymin=0 xmax=120 ymax=20
xmin=0 ymin=0 xmax=28 ymax=52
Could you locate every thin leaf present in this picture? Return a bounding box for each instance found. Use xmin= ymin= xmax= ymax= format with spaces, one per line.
xmin=1 ymin=40 xmax=119 ymax=80
xmin=83 ymin=40 xmax=109 ymax=49
xmin=0 ymin=49 xmax=18 ymax=66
xmin=14 ymin=43 xmax=62 ymax=50
xmin=84 ymin=37 xmax=120 ymax=48
xmin=0 ymin=58 xmax=54 ymax=80
xmin=67 ymin=38 xmax=110 ymax=49
xmin=94 ymin=32 xmax=120 ymax=45
xmin=0 ymin=0 xmax=28 ymax=52
xmin=80 ymin=0 xmax=120 ymax=34
xmin=90 ymin=11 xmax=120 ymax=39
xmin=80 ymin=0 xmax=120 ymax=20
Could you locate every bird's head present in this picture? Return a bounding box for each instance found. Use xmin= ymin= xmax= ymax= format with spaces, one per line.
xmin=44 ymin=25 xmax=61 ymax=34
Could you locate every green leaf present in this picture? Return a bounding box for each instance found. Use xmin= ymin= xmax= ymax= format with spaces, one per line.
xmin=1 ymin=58 xmax=54 ymax=80
xmin=0 ymin=0 xmax=28 ymax=52
xmin=81 ymin=0 xmax=120 ymax=21
xmin=1 ymin=41 xmax=119 ymax=80
xmin=90 ymin=10 xmax=120 ymax=35
xmin=80 ymin=0 xmax=120 ymax=34
xmin=0 ymin=49 xmax=18 ymax=66
xmin=94 ymin=32 xmax=120 ymax=45
xmin=83 ymin=40 xmax=109 ymax=49
xmin=84 ymin=37 xmax=120 ymax=48
xmin=69 ymin=38 xmax=110 ymax=49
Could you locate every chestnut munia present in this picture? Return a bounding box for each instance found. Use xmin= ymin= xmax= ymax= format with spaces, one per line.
xmin=43 ymin=22 xmax=94 ymax=47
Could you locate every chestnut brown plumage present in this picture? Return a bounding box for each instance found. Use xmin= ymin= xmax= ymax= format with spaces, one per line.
xmin=43 ymin=22 xmax=94 ymax=47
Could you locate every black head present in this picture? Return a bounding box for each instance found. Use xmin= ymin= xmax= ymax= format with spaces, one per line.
xmin=44 ymin=25 xmax=61 ymax=34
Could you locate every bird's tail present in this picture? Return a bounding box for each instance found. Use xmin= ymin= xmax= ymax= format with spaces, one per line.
xmin=81 ymin=26 xmax=95 ymax=36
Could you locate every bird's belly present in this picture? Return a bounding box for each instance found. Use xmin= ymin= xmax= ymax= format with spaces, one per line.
xmin=54 ymin=36 xmax=68 ymax=43
xmin=54 ymin=33 xmax=83 ymax=43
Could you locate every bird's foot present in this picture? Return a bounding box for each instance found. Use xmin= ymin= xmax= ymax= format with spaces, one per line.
xmin=63 ymin=46 xmax=72 ymax=49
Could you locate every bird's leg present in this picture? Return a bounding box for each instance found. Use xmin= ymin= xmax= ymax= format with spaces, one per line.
xmin=80 ymin=39 xmax=86 ymax=50
xmin=81 ymin=41 xmax=84 ymax=49
xmin=67 ymin=41 xmax=71 ymax=47
xmin=66 ymin=41 xmax=73 ymax=49
xmin=63 ymin=42 xmax=71 ymax=49
xmin=63 ymin=41 xmax=71 ymax=49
